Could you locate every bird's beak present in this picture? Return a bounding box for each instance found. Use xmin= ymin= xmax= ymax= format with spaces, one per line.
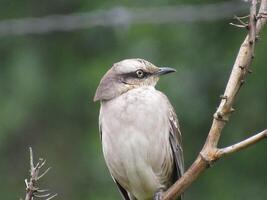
xmin=155 ymin=67 xmax=176 ymax=76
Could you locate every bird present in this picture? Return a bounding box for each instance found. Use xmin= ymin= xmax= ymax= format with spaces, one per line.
xmin=94 ymin=58 xmax=184 ymax=200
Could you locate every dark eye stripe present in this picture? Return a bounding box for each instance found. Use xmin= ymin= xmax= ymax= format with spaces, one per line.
xmin=122 ymin=70 xmax=150 ymax=79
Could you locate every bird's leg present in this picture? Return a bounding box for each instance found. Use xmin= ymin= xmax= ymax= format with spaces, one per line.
xmin=153 ymin=188 xmax=165 ymax=200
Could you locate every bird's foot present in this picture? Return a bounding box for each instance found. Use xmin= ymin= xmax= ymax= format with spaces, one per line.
xmin=153 ymin=189 xmax=164 ymax=200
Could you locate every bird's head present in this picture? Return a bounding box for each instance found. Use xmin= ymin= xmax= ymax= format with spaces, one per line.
xmin=94 ymin=58 xmax=176 ymax=101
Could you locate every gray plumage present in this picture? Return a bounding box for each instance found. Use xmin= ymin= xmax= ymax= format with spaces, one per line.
xmin=94 ymin=59 xmax=184 ymax=200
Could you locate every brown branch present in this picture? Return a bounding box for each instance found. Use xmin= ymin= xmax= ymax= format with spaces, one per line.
xmin=163 ymin=0 xmax=267 ymax=199
xmin=24 ymin=147 xmax=57 ymax=200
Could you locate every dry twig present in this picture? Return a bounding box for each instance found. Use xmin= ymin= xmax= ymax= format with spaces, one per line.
xmin=229 ymin=14 xmax=251 ymax=28
xmin=24 ymin=147 xmax=57 ymax=200
xmin=163 ymin=0 xmax=267 ymax=199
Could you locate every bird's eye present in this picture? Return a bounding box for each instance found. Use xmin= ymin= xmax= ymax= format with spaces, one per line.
xmin=136 ymin=70 xmax=144 ymax=78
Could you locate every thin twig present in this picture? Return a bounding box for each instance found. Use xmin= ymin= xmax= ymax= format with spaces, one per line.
xmin=46 ymin=194 xmax=58 ymax=200
xmin=235 ymin=15 xmax=249 ymax=26
xmin=229 ymin=22 xmax=248 ymax=28
xmin=217 ymin=129 xmax=267 ymax=156
xmin=38 ymin=167 xmax=52 ymax=180
xmin=235 ymin=14 xmax=250 ymax=19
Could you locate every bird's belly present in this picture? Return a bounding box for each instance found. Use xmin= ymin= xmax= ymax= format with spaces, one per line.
xmin=102 ymin=129 xmax=167 ymax=200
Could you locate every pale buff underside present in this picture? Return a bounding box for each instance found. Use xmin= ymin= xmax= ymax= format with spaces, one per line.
xmin=100 ymin=86 xmax=174 ymax=200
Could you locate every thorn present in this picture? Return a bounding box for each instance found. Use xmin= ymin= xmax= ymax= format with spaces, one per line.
xmin=239 ymin=65 xmax=245 ymax=70
xmin=239 ymin=65 xmax=252 ymax=73
xmin=229 ymin=23 xmax=247 ymax=28
xmin=233 ymin=15 xmax=249 ymax=26
xmin=34 ymin=193 xmax=51 ymax=198
xmin=217 ymin=111 xmax=223 ymax=119
xmin=39 ymin=159 xmax=47 ymax=169
xmin=46 ymin=194 xmax=58 ymax=200
xmin=25 ymin=179 xmax=29 ymax=188
xmin=214 ymin=112 xmax=228 ymax=122
xmin=37 ymin=167 xmax=51 ymax=180
xmin=37 ymin=189 xmax=49 ymax=193
xmin=35 ymin=161 xmax=41 ymax=170
xmin=220 ymin=95 xmax=228 ymax=100
xmin=234 ymin=14 xmax=250 ymax=20
xmin=240 ymin=80 xmax=246 ymax=85
xmin=230 ymin=107 xmax=235 ymax=113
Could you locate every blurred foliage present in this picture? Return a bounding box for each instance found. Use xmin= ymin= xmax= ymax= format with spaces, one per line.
xmin=0 ymin=1 xmax=266 ymax=200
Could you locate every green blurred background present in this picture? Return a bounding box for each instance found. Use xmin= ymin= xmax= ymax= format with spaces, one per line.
xmin=0 ymin=0 xmax=266 ymax=200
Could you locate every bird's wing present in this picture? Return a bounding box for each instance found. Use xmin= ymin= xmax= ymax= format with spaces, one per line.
xmin=99 ymin=125 xmax=131 ymax=200
xmin=159 ymin=91 xmax=184 ymax=199
xmin=168 ymin=104 xmax=184 ymax=200
xmin=168 ymin=104 xmax=184 ymax=182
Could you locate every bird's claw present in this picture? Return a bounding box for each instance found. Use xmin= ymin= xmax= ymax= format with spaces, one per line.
xmin=153 ymin=189 xmax=164 ymax=200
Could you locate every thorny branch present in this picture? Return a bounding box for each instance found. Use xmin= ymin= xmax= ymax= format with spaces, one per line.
xmin=24 ymin=147 xmax=57 ymax=200
xmin=163 ymin=0 xmax=267 ymax=199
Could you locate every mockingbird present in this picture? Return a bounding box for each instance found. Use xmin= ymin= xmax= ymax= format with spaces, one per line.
xmin=94 ymin=58 xmax=184 ymax=200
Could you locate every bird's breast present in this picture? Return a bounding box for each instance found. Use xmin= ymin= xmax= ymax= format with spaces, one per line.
xmin=101 ymin=87 xmax=170 ymax=153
